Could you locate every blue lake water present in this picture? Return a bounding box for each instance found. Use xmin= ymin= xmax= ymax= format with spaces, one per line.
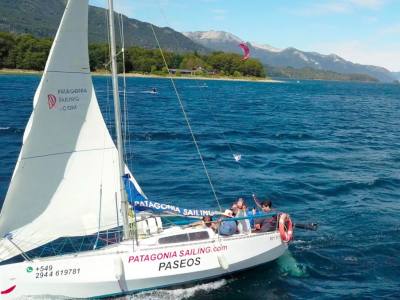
xmin=0 ymin=74 xmax=399 ymax=299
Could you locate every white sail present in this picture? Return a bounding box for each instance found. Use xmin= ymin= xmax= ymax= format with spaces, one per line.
xmin=0 ymin=0 xmax=145 ymax=261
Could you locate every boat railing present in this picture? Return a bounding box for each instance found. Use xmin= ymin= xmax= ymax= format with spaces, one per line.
xmin=1 ymin=212 xmax=280 ymax=264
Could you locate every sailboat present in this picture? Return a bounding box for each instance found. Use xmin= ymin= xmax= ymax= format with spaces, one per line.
xmin=0 ymin=0 xmax=293 ymax=298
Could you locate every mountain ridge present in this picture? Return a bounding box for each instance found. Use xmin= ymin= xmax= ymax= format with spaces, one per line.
xmin=0 ymin=0 xmax=208 ymax=53
xmin=0 ymin=0 xmax=396 ymax=82
xmin=184 ymin=30 xmax=396 ymax=82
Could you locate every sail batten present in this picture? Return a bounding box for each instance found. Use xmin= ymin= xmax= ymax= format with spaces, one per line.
xmin=0 ymin=0 xmax=145 ymax=262
xmin=21 ymin=147 xmax=116 ymax=160
xmin=46 ymin=71 xmax=91 ymax=74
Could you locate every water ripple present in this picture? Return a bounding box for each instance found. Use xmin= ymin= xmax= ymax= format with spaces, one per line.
xmin=0 ymin=76 xmax=399 ymax=298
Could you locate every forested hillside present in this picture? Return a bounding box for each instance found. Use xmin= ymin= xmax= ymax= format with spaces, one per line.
xmin=0 ymin=32 xmax=265 ymax=77
xmin=0 ymin=0 xmax=207 ymax=53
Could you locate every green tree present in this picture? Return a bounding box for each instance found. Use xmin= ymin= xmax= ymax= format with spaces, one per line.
xmin=205 ymin=52 xmax=242 ymax=75
xmin=89 ymin=43 xmax=108 ymax=71
xmin=0 ymin=31 xmax=266 ymax=78
xmin=161 ymin=66 xmax=169 ymax=74
xmin=11 ymin=34 xmax=51 ymax=70
xmin=0 ymin=32 xmax=16 ymax=68
xmin=238 ymin=59 xmax=265 ymax=77
xmin=179 ymin=54 xmax=207 ymax=70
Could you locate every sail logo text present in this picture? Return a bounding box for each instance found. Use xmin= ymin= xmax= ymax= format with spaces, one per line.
xmin=47 ymin=87 xmax=88 ymax=112
xmin=128 ymin=245 xmax=228 ymax=264
xmin=159 ymin=257 xmax=200 ymax=271
xmin=57 ymin=88 xmax=87 ymax=94
xmin=133 ymin=200 xmax=217 ymax=216
xmin=47 ymin=94 xmax=57 ymax=109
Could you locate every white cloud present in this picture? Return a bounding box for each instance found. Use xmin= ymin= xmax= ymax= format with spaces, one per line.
xmin=349 ymin=0 xmax=386 ymax=9
xmin=293 ymin=2 xmax=349 ymax=15
xmin=211 ymin=8 xmax=227 ymax=21
xmin=211 ymin=8 xmax=226 ymax=14
xmin=379 ymin=23 xmax=400 ymax=35
xmin=294 ymin=0 xmax=387 ymax=16
xmin=365 ymin=16 xmax=379 ymax=23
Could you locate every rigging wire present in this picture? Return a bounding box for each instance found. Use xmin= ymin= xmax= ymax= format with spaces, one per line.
xmin=150 ymin=24 xmax=222 ymax=211
xmin=117 ymin=13 xmax=132 ymax=164
xmin=194 ymin=85 xmax=256 ymax=195
xmin=104 ymin=7 xmax=122 ymax=239
xmin=117 ymin=13 xmax=139 ymax=246
xmin=154 ymin=4 xmax=258 ymax=198
xmin=104 ymin=8 xmax=113 ymax=134
xmin=95 ymin=8 xmax=116 ymax=248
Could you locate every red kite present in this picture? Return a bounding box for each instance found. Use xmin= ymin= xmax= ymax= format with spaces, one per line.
xmin=239 ymin=43 xmax=250 ymax=60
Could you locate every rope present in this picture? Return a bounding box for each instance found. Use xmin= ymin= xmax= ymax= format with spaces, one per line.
xmin=150 ymin=24 xmax=222 ymax=211
xmin=153 ymin=4 xmax=258 ymax=198
xmin=93 ymin=9 xmax=118 ymax=249
xmin=93 ymin=185 xmax=103 ymax=250
xmin=191 ymin=80 xmax=254 ymax=189
xmin=103 ymin=7 xmax=122 ymax=241
xmin=117 ymin=13 xmax=132 ymax=163
xmin=117 ymin=13 xmax=138 ymax=246
xmin=104 ymin=8 xmax=113 ymax=132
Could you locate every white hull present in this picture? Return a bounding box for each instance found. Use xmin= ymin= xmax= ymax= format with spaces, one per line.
xmin=0 ymin=229 xmax=287 ymax=298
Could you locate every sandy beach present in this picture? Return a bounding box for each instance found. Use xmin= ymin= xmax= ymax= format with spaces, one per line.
xmin=0 ymin=68 xmax=283 ymax=83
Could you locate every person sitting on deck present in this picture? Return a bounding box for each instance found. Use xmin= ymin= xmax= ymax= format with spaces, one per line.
xmin=202 ymin=215 xmax=213 ymax=228
xmin=188 ymin=215 xmax=214 ymax=229
xmin=218 ymin=209 xmax=237 ymax=236
xmin=254 ymin=200 xmax=277 ymax=232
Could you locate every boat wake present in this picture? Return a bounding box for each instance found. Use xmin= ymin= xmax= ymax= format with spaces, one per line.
xmin=127 ymin=279 xmax=228 ymax=300
xmin=185 ymin=85 xmax=208 ymax=88
xmin=16 ymin=296 xmax=68 ymax=300
xmin=14 ymin=279 xmax=229 ymax=300
xmin=140 ymin=91 xmax=158 ymax=94
xmin=0 ymin=126 xmax=23 ymax=135
xmin=277 ymin=250 xmax=307 ymax=277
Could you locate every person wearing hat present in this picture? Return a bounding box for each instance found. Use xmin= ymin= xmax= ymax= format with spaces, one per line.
xmin=218 ymin=209 xmax=237 ymax=236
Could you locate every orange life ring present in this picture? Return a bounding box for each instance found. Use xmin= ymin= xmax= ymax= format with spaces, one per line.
xmin=278 ymin=213 xmax=293 ymax=242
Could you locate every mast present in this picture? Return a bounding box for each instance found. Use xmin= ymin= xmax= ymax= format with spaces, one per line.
xmin=107 ymin=0 xmax=130 ymax=240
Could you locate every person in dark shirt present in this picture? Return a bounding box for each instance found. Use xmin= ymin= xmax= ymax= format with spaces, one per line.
xmin=254 ymin=200 xmax=277 ymax=232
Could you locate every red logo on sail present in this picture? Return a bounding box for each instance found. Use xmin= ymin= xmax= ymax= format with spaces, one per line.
xmin=1 ymin=285 xmax=16 ymax=294
xmin=47 ymin=94 xmax=57 ymax=109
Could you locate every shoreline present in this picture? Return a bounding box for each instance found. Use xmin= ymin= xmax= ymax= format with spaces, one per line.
xmin=0 ymin=68 xmax=283 ymax=83
xmin=0 ymin=69 xmax=42 ymax=75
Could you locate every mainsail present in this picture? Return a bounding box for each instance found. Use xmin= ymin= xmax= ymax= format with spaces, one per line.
xmin=0 ymin=0 xmax=145 ymax=261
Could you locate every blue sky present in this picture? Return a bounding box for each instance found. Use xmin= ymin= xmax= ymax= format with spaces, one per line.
xmin=90 ymin=0 xmax=400 ymax=71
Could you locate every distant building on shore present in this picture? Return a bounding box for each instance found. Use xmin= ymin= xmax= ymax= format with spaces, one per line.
xmin=168 ymin=67 xmax=216 ymax=76
xmin=169 ymin=69 xmax=194 ymax=75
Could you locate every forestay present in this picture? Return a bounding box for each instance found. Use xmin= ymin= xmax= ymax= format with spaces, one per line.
xmin=0 ymin=0 xmax=145 ymax=262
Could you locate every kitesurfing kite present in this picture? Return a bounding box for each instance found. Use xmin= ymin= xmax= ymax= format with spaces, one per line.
xmin=239 ymin=43 xmax=250 ymax=60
